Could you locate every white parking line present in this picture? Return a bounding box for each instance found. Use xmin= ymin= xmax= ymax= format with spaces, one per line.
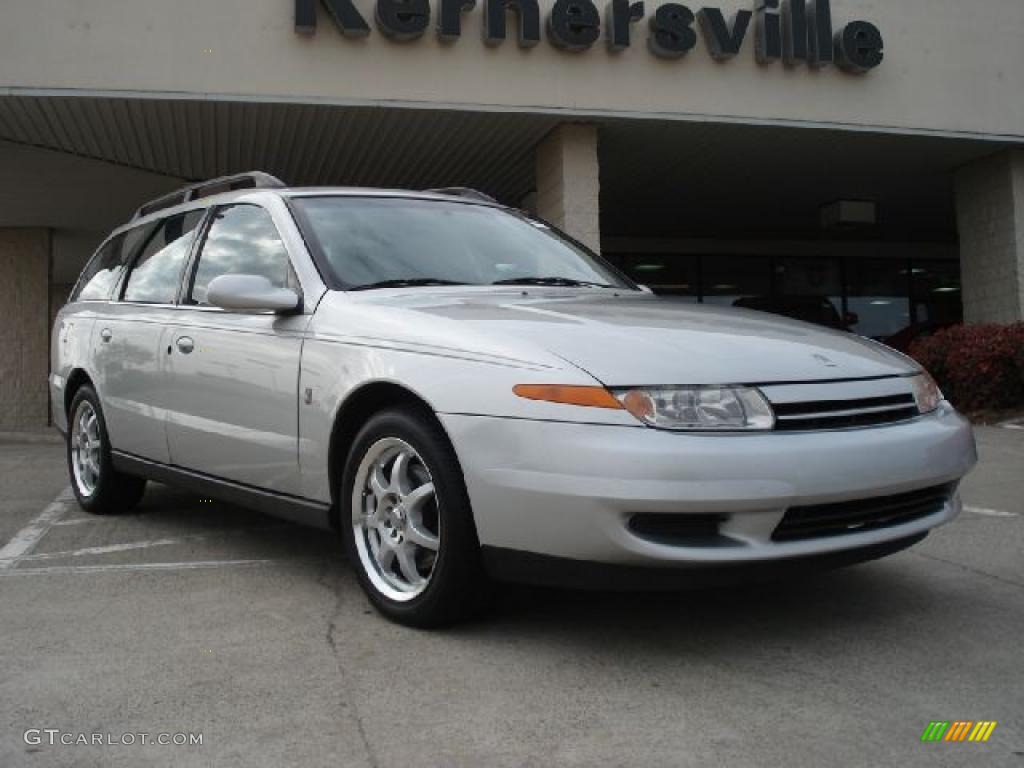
xmin=0 ymin=488 xmax=73 ymax=569
xmin=964 ymin=505 xmax=1018 ymax=518
xmin=17 ymin=524 xmax=293 ymax=562
xmin=51 ymin=517 xmax=106 ymax=526
xmin=1 ymin=559 xmax=282 ymax=576
xmin=19 ymin=537 xmax=189 ymax=561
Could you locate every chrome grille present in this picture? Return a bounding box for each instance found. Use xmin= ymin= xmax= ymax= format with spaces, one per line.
xmin=772 ymin=393 xmax=919 ymax=431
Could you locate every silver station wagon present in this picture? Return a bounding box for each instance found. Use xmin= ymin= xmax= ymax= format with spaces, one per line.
xmin=51 ymin=172 xmax=977 ymax=626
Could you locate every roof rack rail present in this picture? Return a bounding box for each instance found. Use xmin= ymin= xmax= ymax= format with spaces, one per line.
xmin=424 ymin=187 xmax=498 ymax=204
xmin=132 ymin=171 xmax=286 ymax=220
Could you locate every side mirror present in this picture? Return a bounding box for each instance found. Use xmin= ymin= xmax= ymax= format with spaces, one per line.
xmin=843 ymin=311 xmax=860 ymax=327
xmin=206 ymin=274 xmax=301 ymax=313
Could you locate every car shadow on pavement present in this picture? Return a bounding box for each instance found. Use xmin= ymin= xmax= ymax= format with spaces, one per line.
xmin=111 ymin=483 xmax=340 ymax=562
xmin=465 ymin=560 xmax=950 ymax=655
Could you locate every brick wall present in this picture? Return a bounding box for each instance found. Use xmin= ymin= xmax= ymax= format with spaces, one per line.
xmin=0 ymin=229 xmax=51 ymax=430
xmin=535 ymin=124 xmax=601 ymax=254
xmin=955 ymin=150 xmax=1024 ymax=324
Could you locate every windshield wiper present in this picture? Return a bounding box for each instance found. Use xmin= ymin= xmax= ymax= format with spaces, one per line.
xmin=349 ymin=278 xmax=469 ymax=291
xmin=491 ymin=277 xmax=615 ymax=288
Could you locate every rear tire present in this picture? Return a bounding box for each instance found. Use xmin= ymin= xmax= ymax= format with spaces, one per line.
xmin=67 ymin=385 xmax=146 ymax=514
xmin=340 ymin=406 xmax=485 ymax=628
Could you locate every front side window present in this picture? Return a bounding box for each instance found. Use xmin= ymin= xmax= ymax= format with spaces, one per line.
xmin=293 ymin=197 xmax=630 ymax=290
xmin=123 ymin=210 xmax=205 ymax=304
xmin=189 ymin=205 xmax=293 ymax=305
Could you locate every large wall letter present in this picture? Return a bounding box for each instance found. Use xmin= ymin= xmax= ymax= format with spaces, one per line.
xmin=438 ymin=0 xmax=477 ymax=40
xmin=484 ymin=0 xmax=542 ymax=46
xmin=835 ymin=20 xmax=883 ymax=73
xmin=781 ymin=0 xmax=807 ymax=64
xmin=647 ymin=3 xmax=697 ymax=59
xmin=548 ymin=0 xmax=601 ymax=51
xmin=696 ymin=7 xmax=752 ymax=60
xmin=606 ymin=0 xmax=645 ymax=51
xmin=295 ymin=0 xmax=371 ymax=38
xmin=755 ymin=0 xmax=782 ymax=63
xmin=376 ymin=0 xmax=431 ymax=39
xmin=807 ymin=0 xmax=833 ymax=67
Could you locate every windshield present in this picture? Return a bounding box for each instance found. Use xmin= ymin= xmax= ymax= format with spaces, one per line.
xmin=292 ymin=196 xmax=633 ymax=291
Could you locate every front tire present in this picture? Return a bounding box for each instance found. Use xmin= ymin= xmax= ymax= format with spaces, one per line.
xmin=67 ymin=385 xmax=146 ymax=514
xmin=341 ymin=407 xmax=485 ymax=628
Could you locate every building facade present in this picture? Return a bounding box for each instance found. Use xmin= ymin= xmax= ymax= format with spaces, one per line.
xmin=0 ymin=0 xmax=1022 ymax=429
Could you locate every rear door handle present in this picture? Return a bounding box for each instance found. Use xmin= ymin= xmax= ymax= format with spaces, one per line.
xmin=176 ymin=336 xmax=195 ymax=354
xmin=100 ymin=328 xmax=113 ymax=343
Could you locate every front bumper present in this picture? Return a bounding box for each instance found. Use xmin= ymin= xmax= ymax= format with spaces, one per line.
xmin=440 ymin=403 xmax=977 ymax=572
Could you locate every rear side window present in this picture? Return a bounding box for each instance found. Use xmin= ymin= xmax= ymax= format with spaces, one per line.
xmin=71 ymin=225 xmax=152 ymax=302
xmin=188 ymin=205 xmax=294 ymax=305
xmin=123 ymin=210 xmax=205 ymax=304
xmin=72 ymin=237 xmax=127 ymax=302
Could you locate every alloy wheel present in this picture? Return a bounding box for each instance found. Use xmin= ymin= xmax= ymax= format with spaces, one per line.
xmin=351 ymin=437 xmax=441 ymax=602
xmin=71 ymin=400 xmax=102 ymax=496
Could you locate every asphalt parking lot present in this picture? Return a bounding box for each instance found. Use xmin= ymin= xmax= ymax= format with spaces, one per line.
xmin=0 ymin=428 xmax=1021 ymax=768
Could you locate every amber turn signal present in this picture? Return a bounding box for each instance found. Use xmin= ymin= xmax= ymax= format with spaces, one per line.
xmin=512 ymin=384 xmax=624 ymax=410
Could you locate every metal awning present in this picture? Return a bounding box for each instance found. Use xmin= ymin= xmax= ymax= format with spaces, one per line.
xmin=0 ymin=95 xmax=558 ymax=204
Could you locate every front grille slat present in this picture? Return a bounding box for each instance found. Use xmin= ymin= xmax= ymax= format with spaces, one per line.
xmin=773 ymin=484 xmax=955 ymax=542
xmin=779 ymin=403 xmax=917 ymax=420
xmin=770 ymin=391 xmax=918 ymax=432
xmin=773 ymin=394 xmax=914 ymax=416
xmin=775 ymin=408 xmax=920 ymax=431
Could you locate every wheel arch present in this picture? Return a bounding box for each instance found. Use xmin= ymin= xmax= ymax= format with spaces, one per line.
xmin=326 ymin=380 xmax=463 ymax=530
xmin=64 ymin=368 xmax=95 ymax=417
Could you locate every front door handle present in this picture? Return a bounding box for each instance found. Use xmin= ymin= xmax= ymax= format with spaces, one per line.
xmin=100 ymin=328 xmax=113 ymax=343
xmin=176 ymin=336 xmax=195 ymax=355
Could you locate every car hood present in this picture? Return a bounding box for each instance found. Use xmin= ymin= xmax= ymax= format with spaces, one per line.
xmin=338 ymin=288 xmax=918 ymax=385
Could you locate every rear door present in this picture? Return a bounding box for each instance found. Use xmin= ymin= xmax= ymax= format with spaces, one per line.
xmin=92 ymin=211 xmax=205 ymax=462
xmin=164 ymin=204 xmax=309 ymax=496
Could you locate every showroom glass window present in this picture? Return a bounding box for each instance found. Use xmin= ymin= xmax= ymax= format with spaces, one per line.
xmin=72 ymin=225 xmax=152 ymax=302
xmin=911 ymin=260 xmax=962 ymax=326
xmin=189 ymin=205 xmax=294 ymax=305
xmin=701 ymin=255 xmax=772 ymax=307
xmin=615 ymin=254 xmax=698 ymax=301
xmin=771 ymin=256 xmax=845 ymax=327
xmin=122 ymin=211 xmax=205 ymax=304
xmin=846 ymin=258 xmax=911 ymax=339
xmin=580 ymin=251 xmax=959 ymax=336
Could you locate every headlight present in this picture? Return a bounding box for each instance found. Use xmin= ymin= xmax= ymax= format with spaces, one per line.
xmin=612 ymin=386 xmax=775 ymax=431
xmin=911 ymin=372 xmax=943 ymax=414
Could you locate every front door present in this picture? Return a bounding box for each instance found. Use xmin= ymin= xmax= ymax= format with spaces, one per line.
xmin=164 ymin=203 xmax=309 ymax=496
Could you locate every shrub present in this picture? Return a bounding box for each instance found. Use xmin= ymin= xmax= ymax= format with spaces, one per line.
xmin=909 ymin=323 xmax=1024 ymax=412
